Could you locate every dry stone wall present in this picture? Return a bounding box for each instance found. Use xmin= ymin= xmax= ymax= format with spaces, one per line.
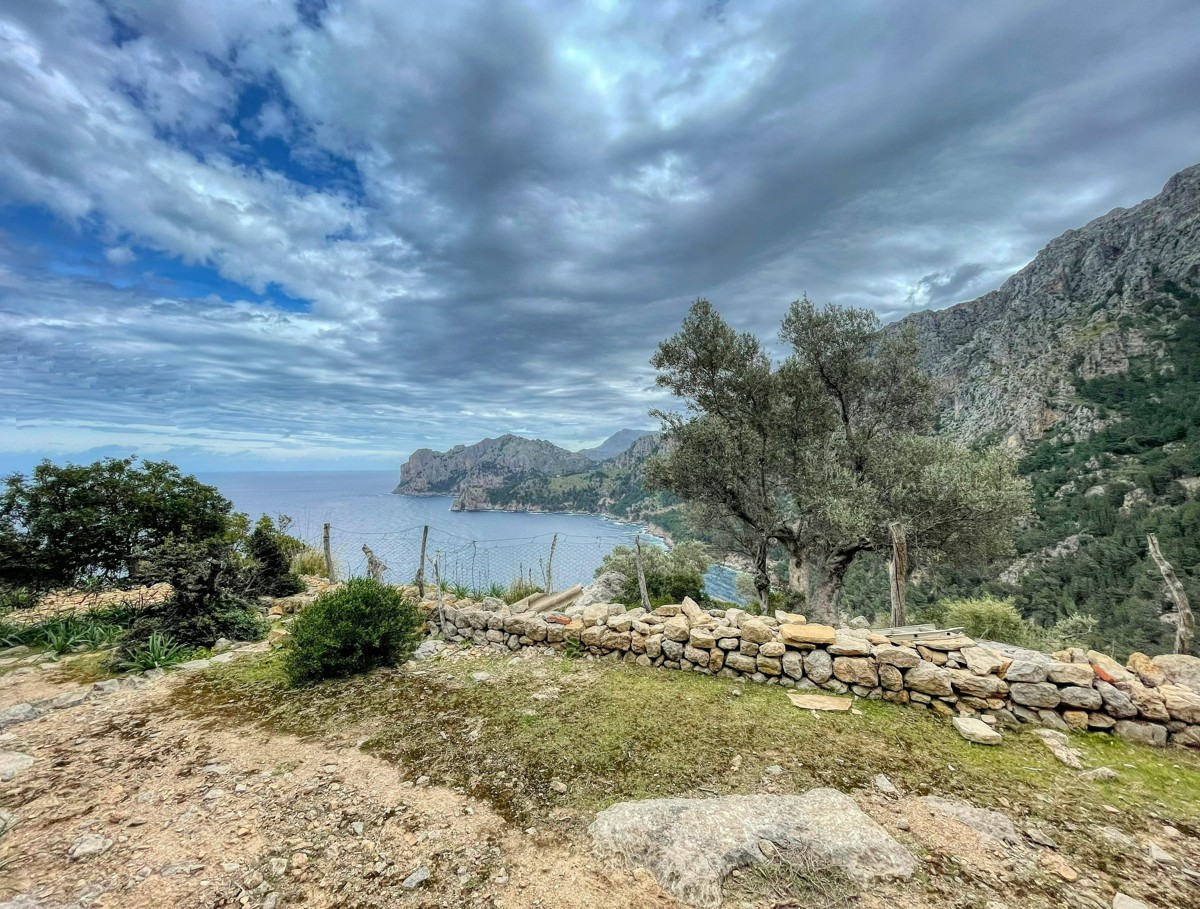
xmin=432 ymin=594 xmax=1200 ymax=749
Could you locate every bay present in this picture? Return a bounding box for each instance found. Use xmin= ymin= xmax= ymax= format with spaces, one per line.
xmin=201 ymin=470 xmax=739 ymax=600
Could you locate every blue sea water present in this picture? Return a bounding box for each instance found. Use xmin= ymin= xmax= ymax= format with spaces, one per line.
xmin=200 ymin=470 xmax=742 ymax=601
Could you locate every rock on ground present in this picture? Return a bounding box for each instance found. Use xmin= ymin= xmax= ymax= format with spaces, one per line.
xmin=589 ymin=789 xmax=915 ymax=909
xmin=0 ymin=750 xmax=35 ymax=782
xmin=918 ymin=796 xmax=1021 ymax=848
xmin=952 ymin=716 xmax=1002 ymax=745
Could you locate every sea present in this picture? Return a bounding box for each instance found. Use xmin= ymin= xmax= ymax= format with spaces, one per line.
xmin=201 ymin=470 xmax=742 ymax=602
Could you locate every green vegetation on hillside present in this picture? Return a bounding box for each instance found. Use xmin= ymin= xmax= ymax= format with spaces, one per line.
xmin=843 ymin=281 xmax=1199 ymax=656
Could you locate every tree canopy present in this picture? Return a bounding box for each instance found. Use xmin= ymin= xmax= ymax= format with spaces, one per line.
xmin=648 ymin=298 xmax=1031 ymax=622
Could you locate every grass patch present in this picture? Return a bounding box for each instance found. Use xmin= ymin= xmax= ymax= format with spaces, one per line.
xmin=170 ymin=651 xmax=1200 ymax=844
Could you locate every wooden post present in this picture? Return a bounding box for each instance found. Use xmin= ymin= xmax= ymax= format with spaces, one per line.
xmin=429 ymin=552 xmax=445 ymax=632
xmin=415 ymin=525 xmax=429 ymax=597
xmin=888 ymin=521 xmax=907 ymax=628
xmin=544 ymin=533 xmax=558 ymax=595
xmin=1148 ymin=533 xmax=1194 ymax=655
xmin=362 ymin=544 xmax=387 ymax=582
xmin=635 ymin=535 xmax=651 ymax=612
xmin=322 ymin=523 xmax=335 ymax=581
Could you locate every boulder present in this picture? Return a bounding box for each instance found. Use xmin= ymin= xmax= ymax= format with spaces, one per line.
xmin=725 ymin=652 xmax=756 ymax=673
xmin=740 ymin=619 xmax=775 ymax=644
xmin=1124 ymin=679 xmax=1170 ymax=722
xmin=781 ymin=652 xmax=804 ymax=680
xmin=780 ymin=623 xmax=837 ymax=646
xmin=916 ymin=634 xmax=975 ymax=652
xmin=688 ymin=628 xmax=717 ymax=649
xmin=917 ymin=796 xmax=1020 ymax=847
xmin=803 ymin=650 xmax=833 ymax=684
xmin=873 ymin=644 xmax=920 ymax=669
xmin=1009 ymin=682 xmax=1061 ymax=709
xmin=662 ymin=617 xmax=691 ymax=643
xmin=833 ymin=657 xmax=878 ymax=688
xmin=589 ymin=790 xmax=916 ymax=909
xmin=1151 ymin=654 xmax=1200 ymax=694
xmin=775 ymin=610 xmax=806 ymax=625
xmin=1058 ymin=686 xmax=1103 ymax=710
xmin=949 ymin=669 xmax=1007 ymax=699
xmin=681 ymin=597 xmax=709 ymax=626
xmin=582 ymin=602 xmax=612 ymax=627
xmin=827 ymin=635 xmax=872 ymax=656
xmin=757 ymin=655 xmax=783 ymax=676
xmin=1032 ymin=729 xmax=1083 ymax=768
xmin=1158 ymin=683 xmax=1200 ymax=724
xmin=952 ymin=716 xmax=1002 ymax=745
xmin=905 ymin=663 xmax=954 ymax=697
xmin=1126 ymin=652 xmax=1166 ymax=687
xmin=607 ymin=613 xmax=635 ymax=633
xmin=959 ymin=646 xmax=1009 ymax=677
xmin=879 ymin=664 xmax=904 ymax=691
xmin=1114 ymin=720 xmax=1168 ymax=748
xmin=1087 ymin=650 xmax=1134 ymax=685
xmin=1095 ymin=680 xmax=1138 ymax=719
xmin=759 ymin=641 xmax=786 ymax=658
xmin=1046 ymin=661 xmax=1096 ymax=688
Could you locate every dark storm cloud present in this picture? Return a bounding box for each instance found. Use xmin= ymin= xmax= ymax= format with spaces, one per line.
xmin=2 ymin=0 xmax=1200 ymax=469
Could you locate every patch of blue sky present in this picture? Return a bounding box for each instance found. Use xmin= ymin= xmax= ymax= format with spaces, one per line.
xmin=0 ymin=205 xmax=312 ymax=312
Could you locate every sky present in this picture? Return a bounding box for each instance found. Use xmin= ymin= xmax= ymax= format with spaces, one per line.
xmin=3 ymin=1 xmax=1200 ymax=474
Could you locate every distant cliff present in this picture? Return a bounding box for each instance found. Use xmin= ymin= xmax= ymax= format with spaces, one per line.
xmin=899 ymin=162 xmax=1200 ymax=449
xmin=394 ymin=430 xmax=665 ymax=518
xmin=393 ymin=434 xmax=594 ymax=497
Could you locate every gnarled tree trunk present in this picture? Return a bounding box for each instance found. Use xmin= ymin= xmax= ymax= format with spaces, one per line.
xmin=785 ymin=546 xmax=856 ymax=625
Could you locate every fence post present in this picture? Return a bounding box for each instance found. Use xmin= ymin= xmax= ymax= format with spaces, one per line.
xmin=416 ymin=525 xmax=429 ymax=597
xmin=545 ymin=533 xmax=558 ymax=594
xmin=323 ymin=523 xmax=335 ymax=581
xmin=635 ymin=535 xmax=651 ymax=611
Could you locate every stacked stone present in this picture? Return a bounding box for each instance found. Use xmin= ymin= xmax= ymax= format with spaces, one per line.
xmin=433 ymin=595 xmax=1200 ymax=749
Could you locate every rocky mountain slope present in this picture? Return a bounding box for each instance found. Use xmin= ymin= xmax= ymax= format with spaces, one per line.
xmin=394 ymin=430 xmax=665 ymax=519
xmin=902 ymin=163 xmax=1200 ymax=449
xmin=393 ymin=435 xmax=595 ymax=496
xmin=578 ymin=429 xmax=656 ymax=462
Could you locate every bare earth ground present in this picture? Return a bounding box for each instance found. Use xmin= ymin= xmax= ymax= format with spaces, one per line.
xmin=2 ymin=647 xmax=1200 ymax=909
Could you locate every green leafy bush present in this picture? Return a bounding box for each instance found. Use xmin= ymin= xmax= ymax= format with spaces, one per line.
xmin=246 ymin=517 xmax=305 ymax=597
xmin=597 ymin=540 xmax=711 ymax=607
xmin=0 ymin=457 xmax=232 ymax=592
xmin=941 ymin=595 xmax=1030 ymax=645
xmin=284 ymin=578 xmax=423 ymax=684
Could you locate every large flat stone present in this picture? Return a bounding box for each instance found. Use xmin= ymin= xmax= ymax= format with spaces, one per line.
xmin=786 ymin=692 xmax=852 ymax=712
xmin=780 ymin=623 xmax=836 ymax=646
xmin=589 ymin=790 xmax=916 ymax=909
xmin=952 ymin=716 xmax=1002 ymax=745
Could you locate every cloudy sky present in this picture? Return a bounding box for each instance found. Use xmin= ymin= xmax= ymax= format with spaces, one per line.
xmin=3 ymin=1 xmax=1200 ymax=473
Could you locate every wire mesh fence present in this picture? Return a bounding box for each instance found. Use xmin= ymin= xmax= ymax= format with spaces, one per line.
xmin=321 ymin=523 xmax=643 ymax=594
xmin=312 ymin=522 xmax=745 ymax=603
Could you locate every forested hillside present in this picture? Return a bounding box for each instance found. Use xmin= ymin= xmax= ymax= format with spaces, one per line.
xmin=846 ymin=279 xmax=1200 ymax=656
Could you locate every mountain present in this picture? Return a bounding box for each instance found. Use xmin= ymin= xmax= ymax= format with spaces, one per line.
xmin=874 ymin=163 xmax=1200 ymax=656
xmin=901 ymin=163 xmax=1200 ymax=449
xmin=577 ymin=429 xmax=656 ymax=461
xmin=393 ymin=430 xmax=669 ymax=521
xmin=393 ymin=434 xmax=595 ymax=496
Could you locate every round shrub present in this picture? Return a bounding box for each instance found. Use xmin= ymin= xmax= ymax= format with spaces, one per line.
xmin=941 ymin=595 xmax=1031 ymax=645
xmin=284 ymin=578 xmax=423 ymax=684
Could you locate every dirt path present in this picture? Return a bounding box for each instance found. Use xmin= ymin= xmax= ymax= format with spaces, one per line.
xmin=1 ymin=668 xmax=674 ymax=909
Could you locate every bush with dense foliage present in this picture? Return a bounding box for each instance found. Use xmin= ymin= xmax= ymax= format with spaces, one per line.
xmin=284 ymin=578 xmax=423 ymax=684
xmin=0 ymin=457 xmax=231 ymax=592
xmin=938 ymin=595 xmax=1030 ymax=645
xmin=246 ymin=517 xmax=305 ymax=597
xmin=596 ymin=540 xmax=711 ymax=607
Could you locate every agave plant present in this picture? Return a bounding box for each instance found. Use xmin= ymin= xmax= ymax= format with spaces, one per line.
xmin=119 ymin=633 xmax=193 ymax=672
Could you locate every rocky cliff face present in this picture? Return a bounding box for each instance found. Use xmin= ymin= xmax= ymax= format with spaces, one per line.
xmin=394 ymin=434 xmax=595 ymax=496
xmin=901 ymin=163 xmax=1200 ymax=449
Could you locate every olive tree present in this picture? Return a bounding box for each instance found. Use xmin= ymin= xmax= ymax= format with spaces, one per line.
xmin=649 ymin=298 xmax=1031 ymax=623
